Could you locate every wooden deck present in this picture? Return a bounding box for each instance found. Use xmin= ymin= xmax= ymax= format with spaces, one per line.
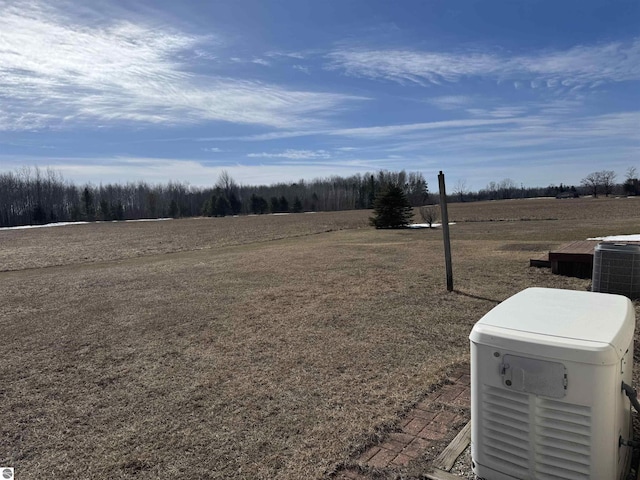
xmin=549 ymin=240 xmax=600 ymax=277
xmin=530 ymin=240 xmax=640 ymax=278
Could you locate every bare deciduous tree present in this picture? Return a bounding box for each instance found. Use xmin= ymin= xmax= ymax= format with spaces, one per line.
xmin=453 ymin=179 xmax=468 ymax=202
xmin=216 ymin=170 xmax=237 ymax=199
xmin=581 ymin=170 xmax=616 ymax=198
xmin=600 ymin=170 xmax=616 ymax=197
xmin=581 ymin=172 xmax=601 ymax=197
xmin=498 ymin=178 xmax=517 ymax=199
xmin=485 ymin=181 xmax=498 ymax=200
xmin=624 ymin=167 xmax=639 ymax=196
xmin=419 ymin=205 xmax=439 ymax=228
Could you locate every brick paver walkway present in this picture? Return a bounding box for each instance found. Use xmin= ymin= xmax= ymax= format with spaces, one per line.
xmin=333 ymin=366 xmax=470 ymax=479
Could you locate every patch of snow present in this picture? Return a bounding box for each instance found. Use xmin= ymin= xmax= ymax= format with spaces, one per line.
xmin=123 ymin=218 xmax=171 ymax=223
xmin=0 ymin=217 xmax=172 ymax=231
xmin=588 ymin=234 xmax=640 ymax=241
xmin=0 ymin=221 xmax=90 ymax=231
xmin=271 ymin=213 xmax=291 ymax=216
xmin=408 ymin=222 xmax=456 ymax=229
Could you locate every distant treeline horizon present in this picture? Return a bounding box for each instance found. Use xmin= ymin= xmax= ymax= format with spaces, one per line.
xmin=0 ymin=166 xmax=637 ymax=228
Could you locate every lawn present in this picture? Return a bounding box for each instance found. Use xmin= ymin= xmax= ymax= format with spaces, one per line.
xmin=1 ymin=197 xmax=639 ymax=479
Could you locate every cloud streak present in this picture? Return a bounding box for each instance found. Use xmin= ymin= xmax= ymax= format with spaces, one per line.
xmin=247 ymin=149 xmax=331 ymax=159
xmin=0 ymin=1 xmax=359 ymax=131
xmin=0 ymin=155 xmax=375 ymax=187
xmin=327 ymin=38 xmax=640 ymax=89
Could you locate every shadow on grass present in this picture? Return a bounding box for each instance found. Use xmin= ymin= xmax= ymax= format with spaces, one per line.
xmin=453 ymin=289 xmax=501 ymax=305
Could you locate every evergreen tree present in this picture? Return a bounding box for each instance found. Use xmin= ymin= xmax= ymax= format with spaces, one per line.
xmin=113 ymin=201 xmax=125 ymax=221
xmin=215 ymin=196 xmax=231 ymax=217
xmin=367 ymin=174 xmax=376 ymax=208
xmin=369 ymin=184 xmax=414 ymax=229
xmin=169 ymin=199 xmax=179 ymax=218
xmin=33 ymin=204 xmax=47 ymax=224
xmin=203 ymin=195 xmax=217 ymax=216
xmin=147 ymin=192 xmax=158 ymax=218
xmin=70 ymin=204 xmax=82 ymax=222
xmin=250 ymin=194 xmax=268 ymax=214
xmin=279 ymin=196 xmax=289 ymax=212
xmin=100 ymin=199 xmax=111 ymax=221
xmin=270 ymin=196 xmax=280 ymax=213
xmin=81 ymin=187 xmax=95 ymax=221
xmin=229 ymin=192 xmax=242 ymax=215
xmin=250 ymin=194 xmax=259 ymax=214
xmin=259 ymin=196 xmax=268 ymax=214
xmin=292 ymin=196 xmax=302 ymax=213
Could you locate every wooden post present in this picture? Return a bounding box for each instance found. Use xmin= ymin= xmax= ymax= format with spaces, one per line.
xmin=438 ymin=171 xmax=453 ymax=291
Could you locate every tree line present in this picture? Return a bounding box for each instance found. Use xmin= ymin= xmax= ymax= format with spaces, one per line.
xmin=1 ymin=165 xmax=637 ymax=228
xmin=450 ymin=167 xmax=639 ymax=202
xmin=0 ymin=167 xmax=429 ymax=228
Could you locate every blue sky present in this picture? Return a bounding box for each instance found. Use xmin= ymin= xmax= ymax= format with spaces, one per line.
xmin=0 ymin=0 xmax=638 ymax=191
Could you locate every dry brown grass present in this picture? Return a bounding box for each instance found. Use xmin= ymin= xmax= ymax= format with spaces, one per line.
xmin=0 ymin=210 xmax=370 ymax=272
xmin=1 ymin=197 xmax=640 ymax=479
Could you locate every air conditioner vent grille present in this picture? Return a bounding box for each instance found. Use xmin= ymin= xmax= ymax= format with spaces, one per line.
xmin=592 ymin=242 xmax=640 ymax=299
xmin=535 ymin=399 xmax=591 ymax=479
xmin=481 ymin=385 xmax=530 ymax=475
xmin=480 ymin=386 xmax=592 ymax=479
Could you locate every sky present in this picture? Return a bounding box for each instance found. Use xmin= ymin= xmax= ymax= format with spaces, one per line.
xmin=0 ymin=0 xmax=638 ymax=192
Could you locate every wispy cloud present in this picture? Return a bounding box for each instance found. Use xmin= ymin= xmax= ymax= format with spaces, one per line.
xmin=201 ymin=102 xmax=640 ymax=157
xmin=466 ymin=106 xmax=529 ymax=118
xmin=378 ymin=111 xmax=640 ymax=155
xmin=328 ymin=118 xmax=519 ymax=138
xmin=293 ymin=65 xmax=310 ymax=74
xmin=327 ymin=38 xmax=640 ymax=89
xmin=248 ymin=149 xmax=331 ymax=159
xmin=0 ymin=1 xmax=360 ymax=131
xmin=0 ymin=155 xmax=373 ymax=186
xmin=201 ymin=117 xmax=521 ymax=142
xmin=427 ymin=95 xmax=473 ymax=110
xmin=265 ymin=51 xmax=307 ymax=60
xmin=251 ymin=58 xmax=270 ymax=66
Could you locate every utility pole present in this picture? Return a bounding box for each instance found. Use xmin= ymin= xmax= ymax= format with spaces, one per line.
xmin=438 ymin=171 xmax=453 ymax=291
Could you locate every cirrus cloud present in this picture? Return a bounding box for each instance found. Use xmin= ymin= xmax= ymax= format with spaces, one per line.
xmin=327 ymin=38 xmax=640 ymax=89
xmin=247 ymin=149 xmax=331 ymax=159
xmin=0 ymin=1 xmax=361 ymax=131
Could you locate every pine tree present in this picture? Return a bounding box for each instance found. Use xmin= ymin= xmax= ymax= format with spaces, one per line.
xmin=32 ymin=204 xmax=47 ymax=224
xmin=215 ymin=196 xmax=231 ymax=217
xmin=113 ymin=202 xmax=125 ymax=221
xmin=100 ymin=199 xmax=111 ymax=221
xmin=270 ymin=196 xmax=280 ymax=213
xmin=279 ymin=196 xmax=289 ymax=212
xmin=229 ymin=192 xmax=242 ymax=215
xmin=250 ymin=194 xmax=260 ymax=214
xmin=81 ymin=187 xmax=95 ymax=221
xmin=251 ymin=194 xmax=268 ymax=214
xmin=369 ymin=184 xmax=414 ymax=229
xmin=292 ymin=196 xmax=302 ymax=213
xmin=169 ymin=199 xmax=179 ymax=218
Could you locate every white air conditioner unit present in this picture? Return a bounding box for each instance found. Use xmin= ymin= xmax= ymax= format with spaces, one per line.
xmin=469 ymin=287 xmax=635 ymax=480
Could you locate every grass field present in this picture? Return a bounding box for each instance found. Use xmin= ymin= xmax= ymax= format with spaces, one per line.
xmin=2 ymin=197 xmax=640 ymax=479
